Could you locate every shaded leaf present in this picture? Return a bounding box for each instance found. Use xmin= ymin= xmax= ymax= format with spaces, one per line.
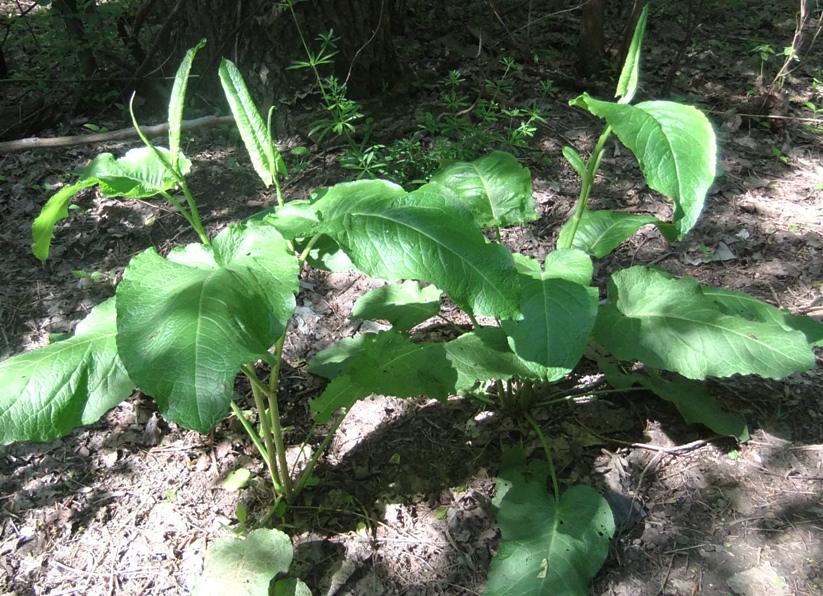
xmin=444 ymin=327 xmax=541 ymax=389
xmin=352 ymin=281 xmax=442 ymax=332
xmin=502 ymin=251 xmax=598 ymax=382
xmin=703 ymin=287 xmax=823 ymax=347
xmin=193 ymin=529 xmax=293 ymax=596
xmin=639 ymin=371 xmax=749 ymax=441
xmin=486 ymin=447 xmax=615 ymax=596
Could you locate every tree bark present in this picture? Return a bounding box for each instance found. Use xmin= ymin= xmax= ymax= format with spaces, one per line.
xmin=175 ymin=0 xmax=399 ymax=109
xmin=578 ymin=0 xmax=607 ymax=76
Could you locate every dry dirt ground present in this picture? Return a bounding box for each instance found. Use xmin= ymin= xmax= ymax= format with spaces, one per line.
xmin=1 ymin=1 xmax=823 ymax=595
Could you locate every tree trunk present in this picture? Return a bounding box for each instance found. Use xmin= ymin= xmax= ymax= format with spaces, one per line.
xmin=176 ymin=0 xmax=400 ymax=110
xmin=578 ymin=0 xmax=607 ymax=76
xmin=52 ymin=0 xmax=99 ymax=77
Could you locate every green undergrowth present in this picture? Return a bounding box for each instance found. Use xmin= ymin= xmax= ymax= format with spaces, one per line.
xmin=2 ymin=9 xmax=822 ymax=595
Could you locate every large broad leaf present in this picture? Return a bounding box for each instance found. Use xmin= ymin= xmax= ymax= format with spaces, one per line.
xmin=640 ymin=371 xmax=750 ymax=441
xmin=309 ymin=331 xmax=456 ymax=422
xmin=444 ymin=327 xmax=542 ymax=389
xmin=32 ymin=147 xmax=191 ymax=262
xmin=0 ymin=298 xmax=134 ymax=445
xmin=703 ymin=287 xmax=823 ymax=347
xmin=116 ymin=222 xmax=299 ymax=432
xmin=318 ymin=181 xmax=521 ymax=319
xmin=556 ymin=209 xmax=677 ymax=258
xmin=429 ymin=151 xmax=537 ymax=228
xmin=615 ymin=4 xmax=648 ymax=104
xmin=306 ymin=335 xmax=370 ymax=380
xmin=570 ymin=94 xmax=716 ymax=238
xmin=83 ymin=147 xmax=191 ymax=197
xmin=308 ymin=375 xmax=369 ymax=424
xmin=308 ymin=327 xmax=547 ymax=422
xmin=502 ymin=251 xmax=598 ymax=382
xmin=595 ymin=355 xmax=749 ymax=441
xmin=486 ymin=447 xmax=615 ymax=596
xmin=193 ymin=528 xmax=297 ymax=596
xmin=168 ymin=39 xmax=206 ymax=168
xmin=261 ymin=200 xmax=321 ymax=240
xmin=594 ymin=266 xmax=816 ymax=380
xmin=351 ymin=280 xmax=442 ymax=332
xmin=219 ymin=58 xmax=286 ymax=187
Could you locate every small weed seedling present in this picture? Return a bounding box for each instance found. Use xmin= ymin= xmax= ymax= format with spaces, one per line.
xmin=2 ymin=8 xmax=822 ymax=595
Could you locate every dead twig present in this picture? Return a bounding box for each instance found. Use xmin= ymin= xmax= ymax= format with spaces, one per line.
xmin=0 ymin=115 xmax=235 ymax=153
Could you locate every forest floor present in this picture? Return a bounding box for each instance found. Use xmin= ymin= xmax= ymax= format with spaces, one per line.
xmin=1 ymin=0 xmax=823 ymax=594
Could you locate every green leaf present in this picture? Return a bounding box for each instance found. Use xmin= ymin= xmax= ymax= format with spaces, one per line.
xmin=169 ymin=39 xmax=206 ymax=169
xmin=594 ymin=353 xmax=749 ymax=441
xmin=502 ymin=251 xmax=598 ymax=382
xmin=85 ymin=147 xmax=191 ymax=198
xmin=306 ymin=335 xmax=370 ymax=380
xmin=219 ymin=58 xmax=286 ymax=187
xmin=486 ymin=447 xmax=615 ymax=596
xmin=318 ymin=181 xmax=521 ymax=319
xmin=562 ymin=146 xmax=587 ymax=178
xmin=594 ymin=266 xmax=816 ymax=380
xmin=193 ymin=529 xmax=294 ymax=596
xmin=32 ymin=179 xmax=97 ymax=262
xmin=222 ymin=467 xmax=252 ymax=491
xmin=615 ymin=5 xmax=648 ymax=104
xmin=310 ymin=331 xmax=457 ymax=422
xmin=444 ymin=327 xmax=541 ymax=389
xmin=702 ymin=287 xmax=823 ymax=346
xmin=570 ymin=94 xmax=716 ymax=238
xmin=309 ymin=375 xmax=368 ymax=424
xmin=557 ymin=209 xmax=677 ymax=257
xmin=429 ymin=151 xmax=537 ymax=228
xmin=0 ymin=298 xmax=134 ymax=445
xmin=271 ymin=577 xmax=312 ymax=596
xmin=32 ymin=147 xmax=191 ymax=262
xmin=639 ymin=371 xmax=750 ymax=441
xmin=344 ymin=331 xmax=455 ymax=400
xmin=261 ymin=200 xmax=321 ymax=240
xmin=351 ymin=281 xmax=442 ymax=332
xmin=116 ymin=222 xmax=299 ymax=432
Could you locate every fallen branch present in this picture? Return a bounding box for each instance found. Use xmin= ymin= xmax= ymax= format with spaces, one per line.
xmin=0 ymin=115 xmax=235 ymax=153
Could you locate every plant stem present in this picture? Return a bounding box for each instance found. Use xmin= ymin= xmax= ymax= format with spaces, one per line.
xmin=525 ymin=411 xmax=560 ymax=505
xmin=267 ymin=332 xmax=294 ymax=501
xmin=158 ymin=190 xmax=194 ymax=226
xmin=297 ymin=234 xmax=323 ymax=265
xmin=294 ymin=411 xmax=348 ymax=494
xmin=178 ymin=179 xmax=209 ymax=245
xmin=229 ymin=401 xmax=283 ymax=493
xmin=241 ymin=365 xmax=282 ymax=497
xmin=558 ymin=125 xmax=612 ymax=249
xmin=534 ymin=386 xmax=646 ymax=408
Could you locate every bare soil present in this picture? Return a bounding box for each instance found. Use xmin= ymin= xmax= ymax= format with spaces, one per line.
xmin=1 ymin=1 xmax=822 ymax=595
